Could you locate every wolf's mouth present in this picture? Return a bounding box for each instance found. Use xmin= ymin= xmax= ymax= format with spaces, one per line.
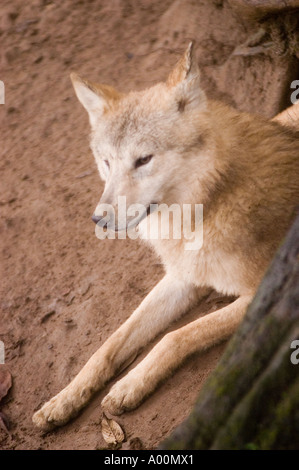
xmin=119 ymin=202 xmax=158 ymax=231
xmin=146 ymin=202 xmax=158 ymax=217
xmin=93 ymin=202 xmax=158 ymax=232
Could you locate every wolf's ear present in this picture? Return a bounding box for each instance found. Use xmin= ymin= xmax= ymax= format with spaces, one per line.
xmin=167 ymin=42 xmax=206 ymax=112
xmin=70 ymin=73 xmax=122 ymax=128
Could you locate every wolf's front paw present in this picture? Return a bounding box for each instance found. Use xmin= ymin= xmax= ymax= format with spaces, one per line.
xmin=32 ymin=390 xmax=79 ymax=431
xmin=101 ymin=375 xmax=145 ymax=415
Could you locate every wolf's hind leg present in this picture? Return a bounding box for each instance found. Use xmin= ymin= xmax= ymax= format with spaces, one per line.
xmin=32 ymin=274 xmax=201 ymax=430
xmin=102 ymin=294 xmax=253 ymax=415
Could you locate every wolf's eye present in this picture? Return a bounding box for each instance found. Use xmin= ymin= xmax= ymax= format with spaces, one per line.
xmin=104 ymin=160 xmax=110 ymax=169
xmin=134 ymin=155 xmax=153 ymax=169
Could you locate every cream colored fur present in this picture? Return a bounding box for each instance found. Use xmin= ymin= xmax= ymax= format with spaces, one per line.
xmin=33 ymin=43 xmax=299 ymax=430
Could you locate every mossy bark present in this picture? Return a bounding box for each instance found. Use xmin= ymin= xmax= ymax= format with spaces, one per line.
xmin=160 ymin=211 xmax=299 ymax=450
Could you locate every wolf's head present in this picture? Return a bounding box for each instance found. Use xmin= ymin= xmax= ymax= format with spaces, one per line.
xmin=71 ymin=43 xmax=207 ymax=231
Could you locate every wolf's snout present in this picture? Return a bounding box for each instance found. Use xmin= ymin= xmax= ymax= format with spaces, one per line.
xmin=91 ymin=214 xmax=106 ymax=226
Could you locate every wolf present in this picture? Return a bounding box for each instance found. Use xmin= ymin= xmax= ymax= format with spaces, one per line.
xmin=33 ymin=43 xmax=299 ymax=430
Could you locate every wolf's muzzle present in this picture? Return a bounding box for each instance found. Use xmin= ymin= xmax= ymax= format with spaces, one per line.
xmin=91 ymin=214 xmax=107 ymax=227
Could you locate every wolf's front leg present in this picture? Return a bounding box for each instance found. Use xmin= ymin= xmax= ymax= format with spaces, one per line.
xmin=32 ymin=275 xmax=201 ymax=430
xmin=102 ymin=294 xmax=253 ymax=415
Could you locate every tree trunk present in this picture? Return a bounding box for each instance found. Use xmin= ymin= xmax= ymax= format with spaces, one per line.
xmin=160 ymin=211 xmax=299 ymax=450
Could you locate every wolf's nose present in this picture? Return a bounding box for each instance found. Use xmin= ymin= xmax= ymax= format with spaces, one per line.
xmin=91 ymin=214 xmax=103 ymax=225
xmin=92 ymin=214 xmax=109 ymax=228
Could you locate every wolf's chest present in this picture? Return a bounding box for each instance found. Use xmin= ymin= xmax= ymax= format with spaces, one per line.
xmin=148 ymin=237 xmax=244 ymax=297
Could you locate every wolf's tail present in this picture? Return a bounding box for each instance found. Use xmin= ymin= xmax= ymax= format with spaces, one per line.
xmin=272 ymin=102 xmax=299 ymax=130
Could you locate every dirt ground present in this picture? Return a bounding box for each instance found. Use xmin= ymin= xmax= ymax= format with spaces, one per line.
xmin=0 ymin=0 xmax=298 ymax=450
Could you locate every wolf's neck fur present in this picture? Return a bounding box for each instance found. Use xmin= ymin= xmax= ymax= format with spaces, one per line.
xmin=184 ymin=99 xmax=299 ymax=217
xmin=141 ymin=98 xmax=299 ymax=296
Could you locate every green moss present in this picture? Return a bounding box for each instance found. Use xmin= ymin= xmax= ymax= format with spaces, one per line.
xmin=244 ymin=443 xmax=260 ymax=450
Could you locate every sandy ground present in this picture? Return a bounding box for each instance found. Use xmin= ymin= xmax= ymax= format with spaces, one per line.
xmin=0 ymin=0 xmax=298 ymax=450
